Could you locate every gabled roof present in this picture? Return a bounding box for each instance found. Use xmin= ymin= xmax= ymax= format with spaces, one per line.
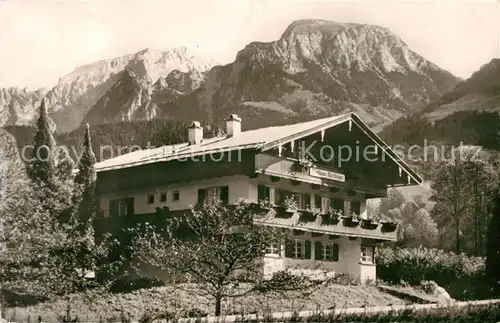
xmin=95 ymin=113 xmax=423 ymax=186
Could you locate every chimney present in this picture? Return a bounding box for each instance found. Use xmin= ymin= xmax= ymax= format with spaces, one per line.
xmin=225 ymin=114 xmax=242 ymax=137
xmin=188 ymin=121 xmax=203 ymax=145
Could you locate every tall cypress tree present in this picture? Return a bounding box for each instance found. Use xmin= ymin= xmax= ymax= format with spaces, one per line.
xmin=27 ymin=99 xmax=57 ymax=188
xmin=73 ymin=123 xmax=98 ymax=223
xmin=55 ymin=146 xmax=75 ymax=182
xmin=486 ymin=190 xmax=500 ymax=295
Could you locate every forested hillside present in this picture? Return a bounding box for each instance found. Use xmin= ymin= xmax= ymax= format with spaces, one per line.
xmin=379 ymin=110 xmax=500 ymax=149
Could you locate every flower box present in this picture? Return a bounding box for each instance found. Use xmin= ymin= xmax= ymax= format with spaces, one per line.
xmin=258 ymin=199 xmax=273 ymax=212
xmin=342 ymin=214 xmax=360 ymax=227
xmin=275 ymin=197 xmax=297 ymax=218
xmin=321 ymin=208 xmax=342 ymax=225
xmin=381 ymin=220 xmax=398 ymax=232
xmin=298 ymin=208 xmax=320 ymax=223
xmin=361 ymin=219 xmax=379 ymax=230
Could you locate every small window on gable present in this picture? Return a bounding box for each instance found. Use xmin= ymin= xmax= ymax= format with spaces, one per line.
xmin=147 ymin=194 xmax=155 ymax=205
xmin=173 ymin=191 xmax=180 ymax=201
xmin=160 ymin=192 xmax=167 ymax=203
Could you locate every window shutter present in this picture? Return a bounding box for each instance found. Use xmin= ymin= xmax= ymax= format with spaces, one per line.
xmin=125 ymin=198 xmax=134 ymax=216
xmin=197 ymin=188 xmax=206 ymax=205
xmin=220 ymin=186 xmax=229 ymax=205
xmin=109 ymin=200 xmax=118 ymax=217
xmin=304 ymin=240 xmax=311 ymax=259
xmin=332 ymin=244 xmax=339 ymax=261
xmin=285 ymin=240 xmax=294 ymax=258
xmin=315 ymin=241 xmax=323 ymax=260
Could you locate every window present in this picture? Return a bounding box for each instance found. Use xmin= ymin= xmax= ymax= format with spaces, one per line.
xmin=285 ymin=239 xmax=311 ymax=259
xmin=198 ymin=186 xmax=229 ymax=205
xmin=173 ymin=191 xmax=180 ymax=201
xmin=109 ymin=197 xmax=134 ymax=217
xmin=266 ymin=243 xmax=281 ymax=256
xmin=294 ymin=240 xmax=303 ymax=259
xmin=314 ymin=195 xmax=322 ymax=209
xmin=258 ymin=185 xmax=270 ymax=202
xmin=208 ymin=187 xmax=221 ymax=203
xmin=275 ymin=189 xmax=293 ymax=205
xmin=160 ymin=193 xmax=167 ymax=203
xmin=321 ymin=197 xmax=330 ymax=213
xmin=315 ymin=242 xmax=339 ymax=261
xmin=147 ymin=193 xmax=155 ymax=205
xmin=361 ymin=246 xmax=374 ymax=264
xmin=294 ymin=193 xmax=301 ymax=207
xmin=301 ymin=193 xmax=311 ymax=209
xmin=351 ymin=200 xmax=361 ymax=215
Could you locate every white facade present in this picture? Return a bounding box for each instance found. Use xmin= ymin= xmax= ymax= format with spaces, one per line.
xmin=100 ymin=172 xmax=381 ymax=283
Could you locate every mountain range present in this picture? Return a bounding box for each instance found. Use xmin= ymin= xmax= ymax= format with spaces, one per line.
xmin=0 ymin=19 xmax=462 ymax=134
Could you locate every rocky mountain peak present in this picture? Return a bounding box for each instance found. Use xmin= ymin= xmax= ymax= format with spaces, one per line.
xmin=273 ymin=19 xmax=433 ymax=75
xmin=36 ymin=47 xmax=218 ymax=133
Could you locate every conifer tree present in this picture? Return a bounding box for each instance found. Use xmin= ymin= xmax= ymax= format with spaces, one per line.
xmin=55 ymin=146 xmax=75 ymax=182
xmin=486 ymin=191 xmax=500 ymax=295
xmin=26 ymin=99 xmax=57 ymax=188
xmin=73 ymin=123 xmax=98 ymax=223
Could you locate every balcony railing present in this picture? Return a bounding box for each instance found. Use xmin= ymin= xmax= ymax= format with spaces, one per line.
xmin=249 ymin=202 xmax=398 ymax=242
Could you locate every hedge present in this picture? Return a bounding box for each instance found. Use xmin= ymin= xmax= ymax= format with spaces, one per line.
xmin=376 ymin=246 xmax=488 ymax=300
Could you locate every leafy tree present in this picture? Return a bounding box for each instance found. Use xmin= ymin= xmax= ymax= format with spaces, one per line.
xmin=132 ymin=200 xmax=317 ymax=316
xmin=412 ymin=194 xmax=428 ymax=209
xmin=400 ymin=208 xmax=439 ymax=248
xmin=0 ymin=130 xmax=28 ymax=213
xmin=430 ymin=148 xmax=497 ymax=254
xmin=0 ymin=126 xmax=120 ymax=305
xmin=379 ymin=188 xmax=406 ymax=218
xmin=486 ymin=192 xmax=500 ymax=294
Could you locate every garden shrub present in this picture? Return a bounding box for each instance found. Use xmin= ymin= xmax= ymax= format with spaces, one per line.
xmin=328 ymin=273 xmax=361 ymax=286
xmin=376 ymin=246 xmax=487 ymax=300
xmin=108 ymin=276 xmax=165 ymax=293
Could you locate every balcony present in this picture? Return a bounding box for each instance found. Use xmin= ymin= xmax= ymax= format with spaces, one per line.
xmin=249 ymin=202 xmax=398 ymax=242
xmin=254 ymin=153 xmax=388 ymax=198
xmin=255 ymin=154 xmax=345 ymax=185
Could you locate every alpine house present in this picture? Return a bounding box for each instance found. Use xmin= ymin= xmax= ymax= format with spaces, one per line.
xmin=95 ymin=113 xmax=422 ymax=282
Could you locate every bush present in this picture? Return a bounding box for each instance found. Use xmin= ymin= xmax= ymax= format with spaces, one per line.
xmin=230 ymin=303 xmax=500 ymax=322
xmin=328 ymin=273 xmax=361 ymax=286
xmin=376 ymin=246 xmax=488 ymax=300
xmin=108 ymin=277 xmax=165 ymax=293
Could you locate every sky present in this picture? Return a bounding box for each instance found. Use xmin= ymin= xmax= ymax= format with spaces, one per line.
xmin=0 ymin=0 xmax=499 ymax=90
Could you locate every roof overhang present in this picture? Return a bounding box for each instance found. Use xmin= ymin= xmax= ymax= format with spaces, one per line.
xmin=258 ymin=112 xmax=423 ymax=186
xmin=94 ymin=143 xmax=260 ymax=173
